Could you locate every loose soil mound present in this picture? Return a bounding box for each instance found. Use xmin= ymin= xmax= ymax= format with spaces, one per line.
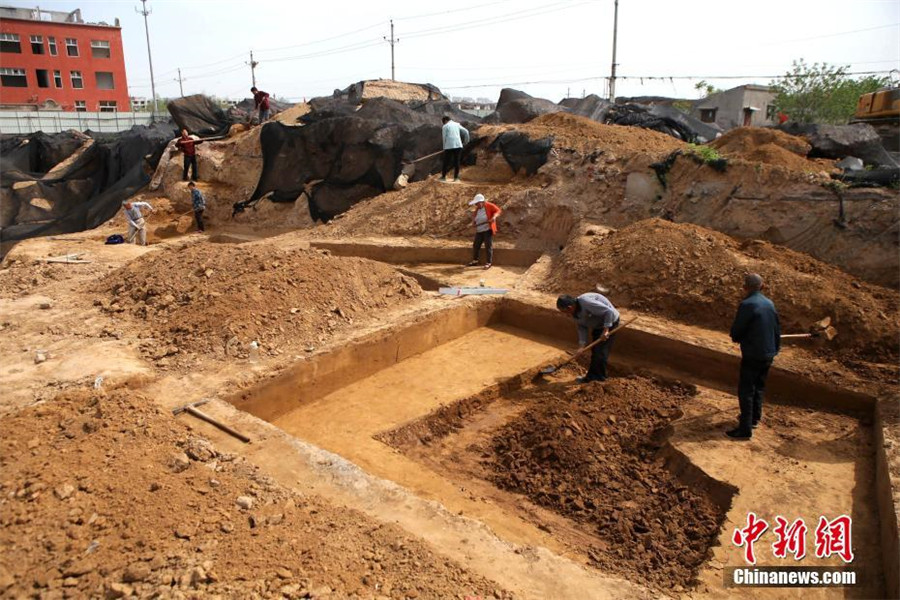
xmin=708 ymin=127 xmax=828 ymax=172
xmin=0 ymin=385 xmax=504 ymax=599
xmin=480 ymin=112 xmax=687 ymax=157
xmin=544 ymin=218 xmax=899 ymax=359
xmin=488 ymin=375 xmax=725 ymax=591
xmin=101 ymin=244 xmax=422 ymax=362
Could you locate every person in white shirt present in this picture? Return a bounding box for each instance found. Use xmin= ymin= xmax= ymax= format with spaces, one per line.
xmin=122 ymin=201 xmax=153 ymax=246
xmin=440 ymin=116 xmax=470 ymax=182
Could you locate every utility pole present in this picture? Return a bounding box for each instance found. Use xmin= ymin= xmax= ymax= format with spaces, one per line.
xmin=247 ymin=50 xmax=258 ymax=87
xmin=384 ymin=20 xmax=399 ymax=81
xmin=609 ymin=0 xmax=619 ymax=103
xmin=135 ymin=0 xmax=157 ymax=119
xmin=175 ymin=68 xmax=185 ymax=97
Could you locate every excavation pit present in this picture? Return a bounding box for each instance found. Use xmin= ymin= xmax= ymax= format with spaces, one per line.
xmin=226 ymin=298 xmax=890 ymax=597
xmin=308 ymin=240 xmax=543 ymax=290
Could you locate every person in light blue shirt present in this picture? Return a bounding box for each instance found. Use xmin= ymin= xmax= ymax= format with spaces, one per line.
xmin=441 ymin=116 xmax=470 ymax=182
xmin=122 ymin=200 xmax=153 ymax=245
xmin=557 ymin=293 xmax=621 ymax=383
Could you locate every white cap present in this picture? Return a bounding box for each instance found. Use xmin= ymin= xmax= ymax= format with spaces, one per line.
xmin=468 ymin=194 xmax=486 ymax=206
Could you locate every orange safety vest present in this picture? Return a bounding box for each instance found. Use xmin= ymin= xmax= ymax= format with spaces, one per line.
xmin=473 ymin=201 xmax=501 ymax=234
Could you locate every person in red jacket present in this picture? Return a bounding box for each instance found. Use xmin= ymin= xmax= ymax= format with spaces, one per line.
xmin=175 ymin=129 xmax=203 ymax=181
xmin=467 ymin=193 xmax=501 ymax=269
xmin=251 ymin=86 xmax=270 ymax=123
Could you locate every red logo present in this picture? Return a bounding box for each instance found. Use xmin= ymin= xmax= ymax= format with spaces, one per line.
xmin=814 ymin=515 xmax=854 ymax=563
xmin=772 ymin=516 xmax=807 ymax=560
xmin=732 ymin=512 xmax=769 ymax=565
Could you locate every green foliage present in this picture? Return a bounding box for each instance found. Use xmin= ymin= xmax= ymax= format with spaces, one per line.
xmin=672 ymin=99 xmax=694 ymax=114
xmin=694 ymin=80 xmax=723 ymax=98
xmin=686 ymin=144 xmax=728 ymax=172
xmin=770 ymin=59 xmax=889 ymax=124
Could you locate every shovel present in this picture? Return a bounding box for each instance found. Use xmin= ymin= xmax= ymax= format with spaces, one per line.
xmin=781 ymin=316 xmax=838 ymax=341
xmin=534 ymin=317 xmax=639 ymax=381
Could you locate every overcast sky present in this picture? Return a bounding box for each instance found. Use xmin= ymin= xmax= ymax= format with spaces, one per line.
xmin=5 ymin=0 xmax=899 ymax=104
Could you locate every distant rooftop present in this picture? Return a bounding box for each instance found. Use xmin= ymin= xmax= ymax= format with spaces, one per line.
xmin=0 ymin=5 xmax=120 ymax=27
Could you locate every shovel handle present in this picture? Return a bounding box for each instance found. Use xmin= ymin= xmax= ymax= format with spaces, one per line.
xmin=185 ymin=406 xmax=251 ymax=443
xmin=563 ymin=316 xmax=640 ymax=365
xmin=781 ymin=333 xmax=814 ymax=338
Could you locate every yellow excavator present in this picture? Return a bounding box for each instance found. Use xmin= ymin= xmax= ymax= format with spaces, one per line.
xmin=850 ymin=86 xmax=899 ymax=157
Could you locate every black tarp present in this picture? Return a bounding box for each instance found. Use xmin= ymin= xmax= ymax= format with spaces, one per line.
xmin=779 ymin=122 xmax=899 ymax=168
xmin=605 ymin=103 xmax=720 ymax=143
xmin=241 ymin=95 xmax=481 ymax=221
xmin=1 ymin=122 xmax=177 ymax=244
xmin=167 ymin=94 xmax=232 ymax=136
xmin=489 ymin=131 xmax=552 ymax=175
xmin=483 ymin=88 xmax=564 ymax=124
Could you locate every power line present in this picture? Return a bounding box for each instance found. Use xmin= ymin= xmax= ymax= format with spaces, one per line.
xmin=759 ymin=22 xmax=900 ymax=46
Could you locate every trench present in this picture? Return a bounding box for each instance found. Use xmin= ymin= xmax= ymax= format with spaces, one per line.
xmin=225 ymin=297 xmax=890 ymax=597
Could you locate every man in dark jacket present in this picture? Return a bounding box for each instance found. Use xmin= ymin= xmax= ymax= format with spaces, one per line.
xmin=557 ymin=293 xmax=620 ymax=383
xmin=727 ymin=273 xmax=781 ymax=439
xmin=175 ymin=129 xmax=203 ymax=181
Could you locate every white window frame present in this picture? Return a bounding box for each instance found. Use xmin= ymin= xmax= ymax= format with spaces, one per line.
xmin=30 ymin=34 xmax=44 ymax=54
xmin=48 ymin=36 xmax=57 ymax=55
xmin=53 ymin=69 xmax=62 ymax=88
xmin=91 ymin=39 xmax=111 ymax=58
xmin=0 ymin=67 xmax=27 ymax=87
xmin=65 ymin=37 xmax=78 ymax=56
xmin=99 ymin=100 xmax=118 ymax=113
xmin=70 ymin=70 xmax=83 ymax=89
xmin=74 ymin=100 xmax=87 ymax=112
xmin=0 ymin=33 xmax=20 ymax=42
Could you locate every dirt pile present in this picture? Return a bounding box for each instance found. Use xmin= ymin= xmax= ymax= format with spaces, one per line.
xmin=544 ymin=218 xmax=899 ymax=359
xmin=480 ymin=112 xmax=686 ymax=157
xmin=0 ymin=385 xmax=506 ymax=599
xmin=708 ymin=127 xmax=830 ymax=173
xmin=100 ymin=244 xmax=422 ymax=363
xmin=487 ymin=375 xmax=725 ymax=591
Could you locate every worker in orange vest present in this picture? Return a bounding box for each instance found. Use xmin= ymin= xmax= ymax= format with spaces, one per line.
xmin=467 ymin=193 xmax=501 ymax=270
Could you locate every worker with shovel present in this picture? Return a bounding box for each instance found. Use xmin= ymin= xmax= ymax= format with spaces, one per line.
xmin=727 ymin=273 xmax=781 ymax=440
xmin=175 ymin=129 xmax=203 ymax=182
xmin=122 ymin=200 xmax=153 ymax=246
xmin=440 ymin=116 xmax=470 ymax=182
xmin=556 ymin=293 xmax=620 ymax=383
xmin=188 ymin=182 xmax=206 ymax=233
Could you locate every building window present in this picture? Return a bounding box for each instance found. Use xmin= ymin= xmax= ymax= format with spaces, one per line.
xmin=70 ymin=70 xmax=84 ymax=89
xmin=65 ymin=38 xmax=78 ymax=57
xmin=99 ymin=100 xmax=117 ymax=113
xmin=91 ymin=40 xmax=110 ymax=59
xmin=766 ymin=104 xmax=777 ymax=120
xmin=699 ymin=108 xmax=718 ymax=123
xmin=53 ymin=70 xmax=62 ymax=88
xmin=30 ymin=35 xmax=45 ymax=54
xmin=0 ymin=67 xmax=27 ymax=87
xmin=0 ymin=33 xmax=21 ymax=53
xmin=36 ymin=69 xmax=50 ymax=88
xmin=48 ymin=36 xmax=57 ymax=55
xmin=75 ymin=100 xmax=87 ymax=112
xmin=95 ymin=71 xmax=115 ymax=90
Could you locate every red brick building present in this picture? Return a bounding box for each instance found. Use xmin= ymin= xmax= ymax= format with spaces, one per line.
xmin=0 ymin=6 xmax=130 ymax=112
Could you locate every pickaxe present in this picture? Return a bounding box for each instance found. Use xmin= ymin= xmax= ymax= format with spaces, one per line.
xmin=172 ymin=399 xmax=251 ymax=443
xmin=781 ymin=316 xmax=838 ymax=341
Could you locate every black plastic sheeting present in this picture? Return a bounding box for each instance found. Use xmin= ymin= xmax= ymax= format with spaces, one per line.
xmin=605 ymin=103 xmax=719 ymax=143
xmin=237 ymin=96 xmax=481 ymax=221
xmin=167 ymin=94 xmax=232 ymax=136
xmin=779 ymin=122 xmax=899 ymax=168
xmin=488 ymin=131 xmax=552 ymax=175
xmin=1 ymin=122 xmax=177 ymax=244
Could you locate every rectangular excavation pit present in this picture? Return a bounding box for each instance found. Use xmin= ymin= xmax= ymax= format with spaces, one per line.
xmin=309 ymin=240 xmax=544 ymax=291
xmin=226 ymin=298 xmax=893 ymax=597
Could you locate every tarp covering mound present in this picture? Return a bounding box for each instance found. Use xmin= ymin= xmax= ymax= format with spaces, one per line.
xmin=779 ymin=122 xmax=899 ymax=168
xmin=167 ymin=94 xmax=232 ymax=136
xmin=226 ymin=97 xmax=290 ymax=124
xmin=484 ymin=88 xmax=718 ymax=143
xmin=484 ymin=88 xmax=564 ymax=124
xmin=240 ymin=92 xmax=481 ymax=222
xmin=0 ymin=122 xmax=177 ymax=244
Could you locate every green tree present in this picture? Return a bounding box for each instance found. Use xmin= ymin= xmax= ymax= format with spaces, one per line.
xmin=770 ymin=59 xmax=889 ymax=124
xmin=694 ymin=80 xmax=722 ymax=98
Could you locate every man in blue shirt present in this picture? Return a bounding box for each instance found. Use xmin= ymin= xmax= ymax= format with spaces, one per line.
xmin=557 ymin=293 xmax=621 ymax=383
xmin=727 ymin=273 xmax=781 ymax=440
xmin=188 ymin=181 xmax=206 ymax=233
xmin=440 ymin=116 xmax=470 ymax=182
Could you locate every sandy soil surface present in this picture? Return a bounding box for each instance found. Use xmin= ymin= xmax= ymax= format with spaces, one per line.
xmin=0 ymin=385 xmax=508 ymax=600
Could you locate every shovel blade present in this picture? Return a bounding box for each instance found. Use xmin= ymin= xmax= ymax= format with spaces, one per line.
xmin=822 ymin=326 xmax=838 ymax=341
xmin=540 ymin=365 xmax=558 ymax=375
